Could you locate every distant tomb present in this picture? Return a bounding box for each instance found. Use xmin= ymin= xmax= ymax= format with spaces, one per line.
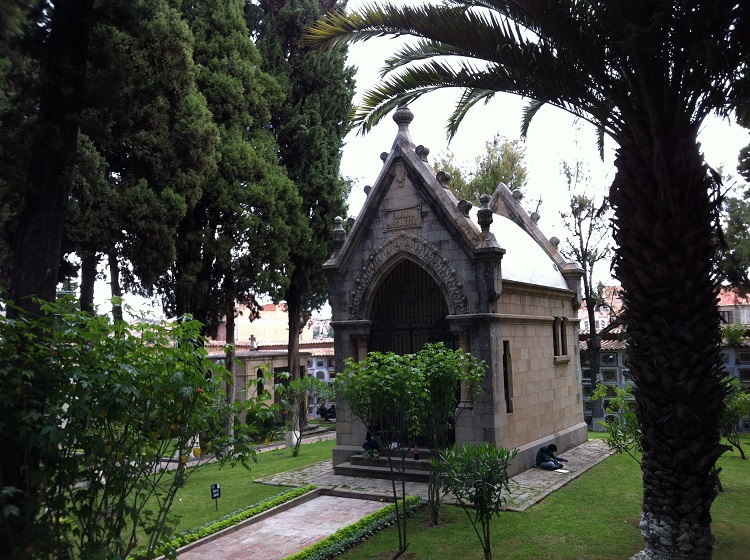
xmin=325 ymin=107 xmax=587 ymax=474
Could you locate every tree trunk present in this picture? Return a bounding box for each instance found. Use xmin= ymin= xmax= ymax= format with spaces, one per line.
xmin=79 ymin=252 xmax=98 ymax=314
xmin=287 ymin=288 xmax=303 ymax=381
xmin=109 ymin=251 xmax=123 ymax=323
xmin=583 ymin=266 xmax=603 ymax=424
xmin=611 ymin=127 xmax=728 ymax=560
xmin=7 ymin=0 xmax=92 ymax=318
xmin=286 ymin=286 xmax=306 ymax=440
xmin=588 ymin=334 xmax=604 ymax=424
xmin=225 ymin=298 xmax=236 ymax=434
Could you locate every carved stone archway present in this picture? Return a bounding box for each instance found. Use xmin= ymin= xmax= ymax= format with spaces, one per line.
xmin=348 ymin=234 xmax=468 ymax=320
xmin=368 ymin=258 xmax=457 ymax=354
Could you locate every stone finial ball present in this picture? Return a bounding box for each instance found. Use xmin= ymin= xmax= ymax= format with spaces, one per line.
xmin=393 ymin=105 xmax=414 ymax=127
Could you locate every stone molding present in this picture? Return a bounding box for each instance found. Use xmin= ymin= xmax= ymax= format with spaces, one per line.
xmin=348 ymin=234 xmax=468 ymax=319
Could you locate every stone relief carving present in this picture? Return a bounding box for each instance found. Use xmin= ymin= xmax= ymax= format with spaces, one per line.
xmin=349 ymin=234 xmax=468 ymax=319
xmin=394 ymin=158 xmax=406 ymax=188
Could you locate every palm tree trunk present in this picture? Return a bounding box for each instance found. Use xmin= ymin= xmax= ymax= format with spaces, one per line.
xmin=610 ymin=127 xmax=729 ymax=560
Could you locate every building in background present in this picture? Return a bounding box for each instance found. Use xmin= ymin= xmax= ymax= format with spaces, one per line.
xmin=208 ymin=302 xmax=335 ymax=417
xmin=579 ymin=287 xmax=750 ymax=431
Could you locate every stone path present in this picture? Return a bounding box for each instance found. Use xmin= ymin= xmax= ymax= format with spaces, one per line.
xmin=179 ymin=495 xmax=388 ymax=560
xmin=504 ymin=438 xmax=615 ymax=511
xmin=256 ymin=437 xmax=615 ymax=511
xmin=177 ymin=438 xmax=614 ymax=559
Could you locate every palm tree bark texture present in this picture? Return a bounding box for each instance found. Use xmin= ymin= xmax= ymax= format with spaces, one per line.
xmin=611 ymin=127 xmax=728 ymax=559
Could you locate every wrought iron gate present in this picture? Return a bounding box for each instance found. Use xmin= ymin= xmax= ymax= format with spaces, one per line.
xmin=369 ymin=259 xmax=456 ymax=354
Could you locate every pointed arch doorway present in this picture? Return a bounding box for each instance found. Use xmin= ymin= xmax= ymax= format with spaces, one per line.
xmin=369 ymin=259 xmax=457 ymax=354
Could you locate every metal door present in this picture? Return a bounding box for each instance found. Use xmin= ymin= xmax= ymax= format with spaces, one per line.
xmin=369 ymin=259 xmax=456 ymax=354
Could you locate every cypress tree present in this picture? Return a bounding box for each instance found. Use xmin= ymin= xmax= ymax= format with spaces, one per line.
xmin=66 ymin=0 xmax=219 ymax=313
xmin=250 ymin=0 xmax=355 ymax=381
xmin=165 ymin=0 xmax=303 ymax=336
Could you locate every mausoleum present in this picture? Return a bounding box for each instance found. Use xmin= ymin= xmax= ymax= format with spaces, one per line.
xmin=325 ymin=107 xmax=587 ymax=475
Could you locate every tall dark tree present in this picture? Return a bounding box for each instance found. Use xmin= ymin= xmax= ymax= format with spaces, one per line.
xmin=2 ymin=0 xmax=93 ymax=317
xmin=0 ymin=2 xmax=40 ymax=285
xmin=309 ymin=2 xmax=749 ymax=558
xmin=250 ymin=0 xmax=355 ymax=384
xmin=162 ymin=0 xmax=302 ymax=339
xmin=0 ymin=0 xmax=94 ymax=553
xmin=65 ymin=0 xmax=219 ymax=314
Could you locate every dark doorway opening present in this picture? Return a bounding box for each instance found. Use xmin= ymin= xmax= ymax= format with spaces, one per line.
xmin=369 ymin=259 xmax=456 ymax=354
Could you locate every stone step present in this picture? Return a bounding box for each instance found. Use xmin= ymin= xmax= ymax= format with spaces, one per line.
xmin=349 ymin=452 xmax=432 ymax=472
xmin=334 ymin=460 xmax=431 ymax=483
xmin=301 ymin=424 xmax=336 ymax=437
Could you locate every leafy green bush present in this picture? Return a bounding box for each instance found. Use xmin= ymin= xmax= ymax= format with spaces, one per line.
xmin=720 ymin=377 xmax=750 ymax=459
xmin=593 ymin=382 xmax=642 ymax=463
xmin=440 ymin=443 xmax=518 ymax=560
xmin=338 ymin=342 xmax=486 ymax=545
xmin=0 ymin=300 xmax=258 ymax=559
xmin=285 ymin=496 xmax=425 ymax=560
xmin=282 ymin=375 xmax=335 ymax=456
xmin=722 ymin=323 xmax=748 ymax=346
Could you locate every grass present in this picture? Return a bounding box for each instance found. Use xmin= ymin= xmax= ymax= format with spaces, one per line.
xmin=331 ymin=434 xmax=750 ymax=560
xmin=155 ymin=433 xmax=750 ymax=559
xmin=166 ymin=438 xmax=335 ymax=533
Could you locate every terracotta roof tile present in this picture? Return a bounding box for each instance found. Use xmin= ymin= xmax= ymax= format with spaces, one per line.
xmin=579 ymin=339 xmax=627 ymax=351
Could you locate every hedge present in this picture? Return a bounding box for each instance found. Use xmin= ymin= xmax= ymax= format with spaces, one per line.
xmin=285 ymin=495 xmax=426 ymax=560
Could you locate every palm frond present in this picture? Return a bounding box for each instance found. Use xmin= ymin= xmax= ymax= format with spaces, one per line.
xmin=520 ymin=99 xmax=544 ymax=139
xmin=308 ymin=0 xmax=747 ymax=143
xmin=447 ymin=88 xmax=497 ymax=140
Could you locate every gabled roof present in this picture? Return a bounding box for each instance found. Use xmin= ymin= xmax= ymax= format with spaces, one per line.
xmin=718 ymin=287 xmax=750 ymax=306
xmin=580 ymin=339 xmax=627 ymax=351
xmin=326 ymin=106 xmax=581 ymax=292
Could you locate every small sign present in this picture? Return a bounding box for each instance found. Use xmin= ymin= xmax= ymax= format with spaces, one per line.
xmin=211 ymin=483 xmax=221 ymax=510
xmin=382 ymin=205 xmax=422 ymax=232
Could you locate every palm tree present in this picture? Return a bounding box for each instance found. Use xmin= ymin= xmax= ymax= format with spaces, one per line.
xmin=307 ymin=2 xmax=749 ymax=559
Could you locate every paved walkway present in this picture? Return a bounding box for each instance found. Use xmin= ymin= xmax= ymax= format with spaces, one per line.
xmin=179 ymin=495 xmax=388 ymax=560
xmin=177 ymin=438 xmax=614 ymax=559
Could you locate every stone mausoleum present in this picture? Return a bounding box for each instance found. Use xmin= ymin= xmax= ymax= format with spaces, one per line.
xmin=324 ymin=107 xmax=587 ymax=475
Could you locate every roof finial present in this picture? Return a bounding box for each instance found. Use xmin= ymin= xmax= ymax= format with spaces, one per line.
xmin=477 ymin=194 xmax=493 ymax=232
xmin=393 ymin=104 xmax=414 ymax=135
xmin=332 ymin=216 xmax=346 ymax=255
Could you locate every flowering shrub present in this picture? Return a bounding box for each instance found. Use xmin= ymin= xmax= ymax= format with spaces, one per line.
xmin=0 ymin=300 xmax=257 ymax=558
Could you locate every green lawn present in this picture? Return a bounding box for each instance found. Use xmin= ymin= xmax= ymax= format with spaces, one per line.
xmin=167 ymin=439 xmax=335 ymax=532
xmin=333 ymin=435 xmax=750 ymax=560
xmin=165 ymin=434 xmax=750 ymax=560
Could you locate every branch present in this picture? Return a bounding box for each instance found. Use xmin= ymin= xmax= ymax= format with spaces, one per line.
xmin=597 ymin=316 xmax=623 ymax=338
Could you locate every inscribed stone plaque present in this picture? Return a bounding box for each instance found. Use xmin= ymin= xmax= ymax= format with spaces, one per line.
xmin=382 ymin=205 xmax=422 ymax=232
